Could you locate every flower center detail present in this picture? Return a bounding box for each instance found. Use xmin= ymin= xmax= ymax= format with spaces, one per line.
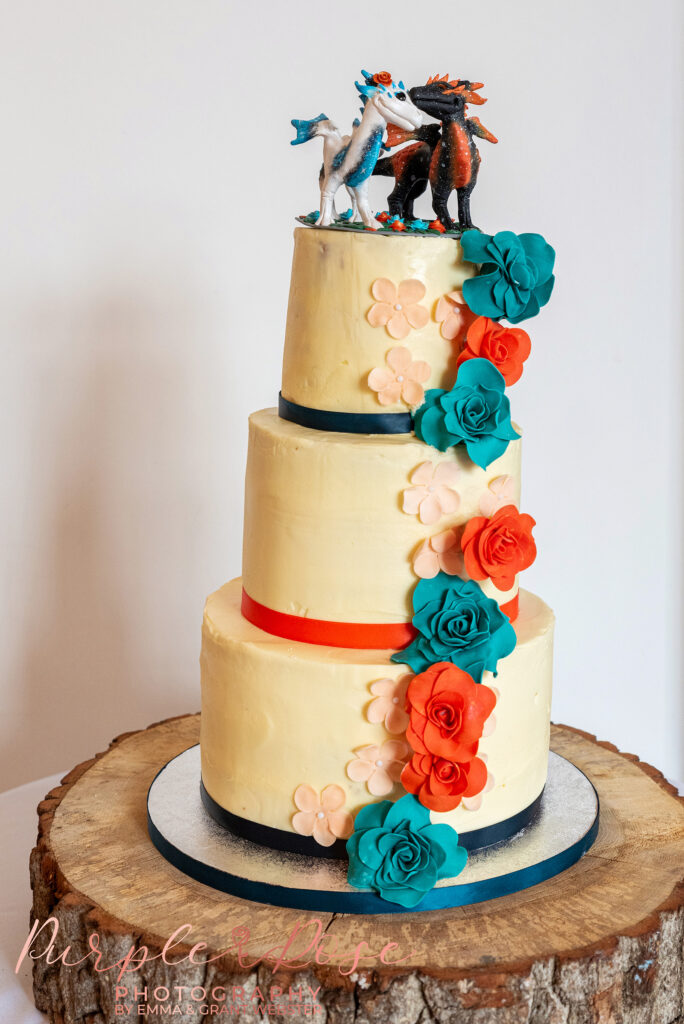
xmin=316 ymin=811 xmax=325 ymax=820
xmin=392 ymin=697 xmax=399 ymax=704
xmin=394 ymin=303 xmax=403 ymax=311
xmin=427 ymin=697 xmax=464 ymax=736
xmin=376 ymin=759 xmax=384 ymax=768
xmin=397 ymin=374 xmax=404 ymax=382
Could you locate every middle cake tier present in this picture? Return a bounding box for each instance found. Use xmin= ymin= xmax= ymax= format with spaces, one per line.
xmin=242 ymin=408 xmax=522 ymax=631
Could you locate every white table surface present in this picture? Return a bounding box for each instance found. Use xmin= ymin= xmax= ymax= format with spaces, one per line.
xmin=1 ymin=772 xmax=64 ymax=1023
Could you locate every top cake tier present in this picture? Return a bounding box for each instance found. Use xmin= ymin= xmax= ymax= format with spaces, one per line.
xmin=281 ymin=227 xmax=475 ymax=417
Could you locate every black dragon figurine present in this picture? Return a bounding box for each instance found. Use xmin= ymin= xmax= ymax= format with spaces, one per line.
xmin=373 ymin=75 xmax=498 ymax=232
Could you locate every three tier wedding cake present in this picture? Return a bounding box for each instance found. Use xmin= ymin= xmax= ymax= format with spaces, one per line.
xmin=199 ymin=70 xmax=558 ymax=911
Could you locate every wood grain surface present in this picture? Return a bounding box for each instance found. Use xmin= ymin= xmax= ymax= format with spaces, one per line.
xmin=29 ymin=715 xmax=684 ymax=1023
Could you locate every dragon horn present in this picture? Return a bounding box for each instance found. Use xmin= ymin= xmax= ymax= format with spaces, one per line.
xmin=457 ymin=80 xmax=486 ymax=103
xmin=448 ymin=81 xmax=486 ymax=103
xmin=355 ymin=79 xmax=377 ymax=99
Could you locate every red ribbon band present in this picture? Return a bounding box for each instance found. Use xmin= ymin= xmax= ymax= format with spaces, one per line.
xmin=241 ymin=590 xmax=519 ymax=650
xmin=242 ymin=590 xmax=415 ymax=649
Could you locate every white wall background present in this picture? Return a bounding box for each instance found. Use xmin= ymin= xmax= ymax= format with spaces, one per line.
xmin=1 ymin=0 xmax=682 ymax=791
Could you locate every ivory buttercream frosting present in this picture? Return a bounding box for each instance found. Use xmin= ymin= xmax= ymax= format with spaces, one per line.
xmin=242 ymin=408 xmax=521 ymax=625
xmin=200 ymin=580 xmax=553 ymax=836
xmin=281 ymin=228 xmax=476 ymax=415
xmin=198 ymin=69 xmax=559 ymax=910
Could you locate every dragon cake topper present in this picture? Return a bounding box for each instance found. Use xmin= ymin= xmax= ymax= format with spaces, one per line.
xmin=292 ymin=70 xmax=423 ymax=231
xmin=292 ymin=70 xmax=497 ymax=236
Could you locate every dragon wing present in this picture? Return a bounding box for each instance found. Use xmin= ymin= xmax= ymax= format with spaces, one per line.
xmin=467 ymin=117 xmax=498 ymax=144
xmin=385 ymin=123 xmax=440 ymax=149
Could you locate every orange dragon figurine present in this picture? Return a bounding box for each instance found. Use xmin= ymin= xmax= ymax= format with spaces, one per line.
xmin=374 ymin=75 xmax=498 ymax=233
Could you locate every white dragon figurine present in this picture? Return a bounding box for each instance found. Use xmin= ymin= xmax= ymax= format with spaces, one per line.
xmin=291 ymin=70 xmax=423 ymax=231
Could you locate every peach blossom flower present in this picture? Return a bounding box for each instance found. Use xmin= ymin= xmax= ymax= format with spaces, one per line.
xmin=482 ymin=712 xmax=497 ymax=738
xmin=461 ymin=734 xmax=496 ymax=811
xmin=412 ymin=528 xmax=462 ymax=579
xmin=292 ymin=784 xmax=353 ymax=846
xmin=479 ymin=475 xmax=517 ymax=516
xmin=346 ymin=740 xmax=409 ymax=797
xmin=366 ymin=675 xmax=411 ymax=734
xmin=402 ymin=461 xmax=461 ymax=526
xmin=435 ymin=289 xmax=469 ymax=340
xmin=462 ymin=768 xmax=496 ymax=811
xmin=367 ymin=278 xmax=429 ymax=340
xmin=367 ymin=346 xmax=431 ymax=407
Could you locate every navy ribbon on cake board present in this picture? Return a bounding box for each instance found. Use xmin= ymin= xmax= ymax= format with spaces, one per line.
xmin=146 ymin=778 xmax=599 ymax=915
xmin=200 ymin=779 xmax=545 ymax=858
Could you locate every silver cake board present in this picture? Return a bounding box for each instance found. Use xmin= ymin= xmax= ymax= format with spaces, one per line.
xmin=147 ymin=747 xmax=599 ymax=915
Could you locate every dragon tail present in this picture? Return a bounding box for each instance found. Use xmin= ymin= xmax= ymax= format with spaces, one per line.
xmin=290 ymin=113 xmax=330 ymax=146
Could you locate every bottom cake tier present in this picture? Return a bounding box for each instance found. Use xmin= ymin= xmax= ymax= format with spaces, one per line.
xmin=200 ymin=579 xmax=555 ymax=852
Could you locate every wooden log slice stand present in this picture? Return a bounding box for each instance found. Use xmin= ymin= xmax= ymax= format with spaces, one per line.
xmin=30 ymin=715 xmax=684 ymax=1024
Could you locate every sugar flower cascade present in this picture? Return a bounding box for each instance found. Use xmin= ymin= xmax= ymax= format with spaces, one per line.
xmin=288 ymin=70 xmax=557 ymax=909
xmin=349 ymin=219 xmax=554 ymax=903
xmin=356 ymin=211 xmax=553 ymax=903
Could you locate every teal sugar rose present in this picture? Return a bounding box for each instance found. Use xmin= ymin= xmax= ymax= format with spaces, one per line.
xmin=346 ymin=794 xmax=467 ymax=908
xmin=392 ymin=573 xmax=517 ymax=680
xmin=413 ymin=358 xmax=519 ymax=470
xmin=461 ymin=229 xmax=555 ymax=324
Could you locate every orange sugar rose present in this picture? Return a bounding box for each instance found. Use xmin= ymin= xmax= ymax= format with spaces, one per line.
xmin=401 ymin=750 xmax=488 ymax=812
xmin=405 ymin=662 xmax=496 ymax=762
xmin=461 ymin=504 xmax=537 ymax=592
xmin=456 ymin=316 xmax=531 ymax=386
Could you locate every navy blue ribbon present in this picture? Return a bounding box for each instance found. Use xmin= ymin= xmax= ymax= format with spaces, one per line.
xmin=148 ymin=794 xmax=599 ymax=915
xmin=279 ymin=393 xmax=413 ymax=435
xmin=201 ymin=782 xmax=346 ymax=859
xmin=200 ymin=780 xmax=545 ymax=859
